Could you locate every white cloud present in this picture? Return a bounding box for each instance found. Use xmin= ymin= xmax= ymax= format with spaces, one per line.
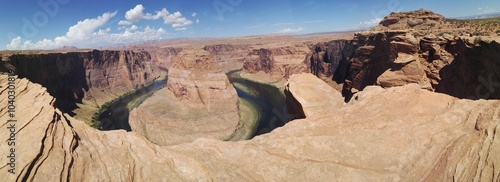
xmin=125 ymin=25 xmax=138 ymax=31
xmin=191 ymin=12 xmax=197 ymax=17
xmin=355 ymin=17 xmax=382 ymax=28
xmin=118 ymin=20 xmax=132 ymax=25
xmin=175 ymin=27 xmax=187 ymax=31
xmin=119 ymin=4 xmax=193 ymax=29
xmin=478 ymin=7 xmax=496 ymax=14
xmin=6 ymin=12 xmax=167 ymax=50
xmin=125 ymin=4 xmax=146 ymax=22
xmin=196 ymin=19 xmax=200 ymax=24
xmin=277 ymin=27 xmax=304 ymax=34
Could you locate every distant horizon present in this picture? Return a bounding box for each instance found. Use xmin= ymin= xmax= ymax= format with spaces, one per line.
xmin=2 ymin=0 xmax=499 ymax=50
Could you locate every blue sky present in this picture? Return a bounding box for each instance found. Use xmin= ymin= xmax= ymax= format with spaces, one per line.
xmin=2 ymin=0 xmax=499 ymax=50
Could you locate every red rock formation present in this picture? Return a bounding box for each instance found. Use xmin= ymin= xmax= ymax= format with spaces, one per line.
xmin=4 ymin=50 xmax=161 ymax=113
xmin=373 ymin=9 xmax=446 ymax=31
xmin=243 ymin=47 xmax=308 ymax=80
xmin=307 ymin=10 xmax=500 ymax=101
xmin=2 ymin=74 xmax=500 ymax=181
xmin=129 ymin=49 xmax=239 ymax=145
xmin=243 ymin=48 xmax=275 ymax=73
xmin=146 ymin=47 xmax=182 ymax=70
xmin=305 ymin=39 xmax=356 ymax=83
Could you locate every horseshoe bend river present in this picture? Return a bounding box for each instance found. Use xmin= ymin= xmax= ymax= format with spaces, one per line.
xmin=98 ymin=70 xmax=299 ymax=140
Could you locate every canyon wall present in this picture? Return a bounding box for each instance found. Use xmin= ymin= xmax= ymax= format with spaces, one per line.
xmin=307 ymin=10 xmax=500 ymax=101
xmin=1 ymin=50 xmax=165 ymax=115
xmin=2 ymin=74 xmax=499 ymax=181
xmin=242 ymin=46 xmax=308 ymax=82
xmin=306 ymin=39 xmax=356 ymax=83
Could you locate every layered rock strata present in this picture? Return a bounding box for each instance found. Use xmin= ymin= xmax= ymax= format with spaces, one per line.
xmin=307 ymin=10 xmax=500 ymax=101
xmin=129 ymin=50 xmax=239 ymax=145
xmin=1 ymin=50 xmax=162 ymax=114
xmin=1 ymin=74 xmax=499 ymax=181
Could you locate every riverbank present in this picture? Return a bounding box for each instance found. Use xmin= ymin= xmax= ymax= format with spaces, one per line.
xmin=92 ymin=73 xmax=168 ymax=130
xmin=225 ymin=98 xmax=261 ymax=141
xmin=226 ymin=70 xmax=294 ymax=138
xmin=74 ymin=72 xmax=168 ymax=126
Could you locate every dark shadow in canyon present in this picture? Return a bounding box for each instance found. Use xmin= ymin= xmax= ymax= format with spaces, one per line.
xmin=437 ymin=40 xmax=500 ymax=100
xmin=98 ymin=77 xmax=167 ymax=131
xmin=227 ymin=70 xmax=304 ymax=138
xmin=1 ymin=53 xmax=89 ymax=116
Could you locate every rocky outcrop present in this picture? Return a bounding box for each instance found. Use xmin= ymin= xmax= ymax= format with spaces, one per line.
xmin=3 ymin=50 xmax=161 ymax=114
xmin=128 ymin=50 xmax=239 ymax=145
xmin=306 ymin=39 xmax=356 ymax=83
xmin=243 ymin=47 xmax=308 ymax=80
xmin=342 ymin=30 xmax=500 ymax=100
xmin=437 ymin=39 xmax=500 ymax=99
xmin=146 ymin=47 xmax=182 ymax=70
xmin=372 ymin=9 xmax=446 ymax=31
xmin=2 ymin=74 xmax=500 ymax=181
xmin=204 ymin=44 xmax=251 ymax=72
xmin=307 ymin=10 xmax=500 ymax=101
xmin=243 ymin=48 xmax=275 ymax=73
xmin=343 ymin=30 xmax=432 ymax=99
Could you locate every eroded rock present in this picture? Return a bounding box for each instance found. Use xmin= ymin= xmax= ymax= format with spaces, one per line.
xmin=129 ymin=50 xmax=239 ymax=146
xmin=1 ymin=74 xmax=499 ymax=181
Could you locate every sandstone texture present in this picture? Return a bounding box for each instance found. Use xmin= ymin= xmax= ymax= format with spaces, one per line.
xmin=129 ymin=49 xmax=239 ymax=146
xmin=0 ymin=50 xmax=165 ymax=116
xmin=1 ymin=74 xmax=500 ymax=181
xmin=242 ymin=46 xmax=309 ymax=81
xmin=372 ymin=9 xmax=447 ymax=31
xmin=372 ymin=9 xmax=500 ymax=36
xmin=307 ymin=10 xmax=500 ymax=101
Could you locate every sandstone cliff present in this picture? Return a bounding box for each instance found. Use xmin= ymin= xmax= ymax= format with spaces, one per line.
xmin=372 ymin=9 xmax=447 ymax=31
xmin=1 ymin=74 xmax=499 ymax=181
xmin=1 ymin=50 xmax=162 ymax=116
xmin=307 ymin=10 xmax=500 ymax=101
xmin=128 ymin=49 xmax=239 ymax=146
xmin=306 ymin=39 xmax=356 ymax=83
xmin=204 ymin=44 xmax=250 ymax=72
xmin=242 ymin=46 xmax=308 ymax=84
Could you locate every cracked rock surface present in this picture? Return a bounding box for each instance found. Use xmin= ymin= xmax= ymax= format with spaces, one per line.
xmin=0 ymin=74 xmax=499 ymax=181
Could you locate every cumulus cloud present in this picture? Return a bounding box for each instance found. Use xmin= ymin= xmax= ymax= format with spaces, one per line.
xmin=125 ymin=25 xmax=138 ymax=31
xmin=277 ymin=27 xmax=304 ymax=34
xmin=196 ymin=19 xmax=200 ymax=23
xmin=125 ymin=4 xmax=146 ymax=22
xmin=118 ymin=4 xmax=193 ymax=30
xmin=191 ymin=12 xmax=197 ymax=17
xmin=6 ymin=12 xmax=167 ymax=50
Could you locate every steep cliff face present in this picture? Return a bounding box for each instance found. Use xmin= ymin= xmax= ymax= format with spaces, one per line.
xmin=342 ymin=30 xmax=432 ymax=99
xmin=2 ymin=74 xmax=500 ymax=181
xmin=243 ymin=46 xmax=308 ymax=80
xmin=243 ymin=48 xmax=275 ymax=73
xmin=306 ymin=39 xmax=356 ymax=83
xmin=129 ymin=49 xmax=239 ymax=146
xmin=146 ymin=47 xmax=182 ymax=70
xmin=437 ymin=39 xmax=500 ymax=99
xmin=307 ymin=10 xmax=500 ymax=101
xmin=203 ymin=44 xmax=250 ymax=72
xmin=342 ymin=31 xmax=500 ymax=100
xmin=3 ymin=50 xmax=161 ymax=114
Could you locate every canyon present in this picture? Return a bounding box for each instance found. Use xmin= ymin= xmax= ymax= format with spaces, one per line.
xmin=1 ymin=74 xmax=499 ymax=181
xmin=1 ymin=9 xmax=500 ymax=181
